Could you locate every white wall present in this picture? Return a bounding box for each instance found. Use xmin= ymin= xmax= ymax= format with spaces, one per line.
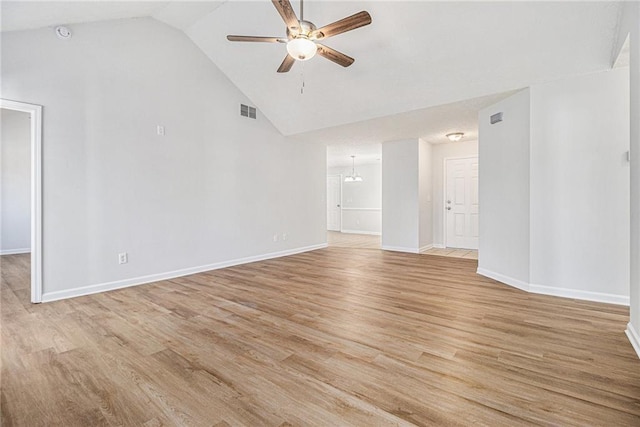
xmin=478 ymin=70 xmax=630 ymax=304
xmin=1 ymin=18 xmax=326 ymax=300
xmin=478 ymin=89 xmax=531 ymax=288
xmin=1 ymin=108 xmax=31 ymax=254
xmin=328 ymin=163 xmax=381 ymax=234
xmin=382 ymin=140 xmax=419 ymax=251
xmin=530 ymin=68 xmax=630 ymax=301
xmin=431 ymin=140 xmax=478 ymax=247
xmin=613 ymin=0 xmax=639 ymax=356
xmin=418 ymin=139 xmax=433 ymax=250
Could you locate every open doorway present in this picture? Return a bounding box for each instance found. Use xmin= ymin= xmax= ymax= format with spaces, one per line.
xmin=1 ymin=99 xmax=43 ymax=303
xmin=326 ymin=144 xmax=381 ymax=250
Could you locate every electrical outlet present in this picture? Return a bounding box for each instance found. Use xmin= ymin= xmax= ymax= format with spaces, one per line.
xmin=118 ymin=252 xmax=128 ymax=264
xmin=282 ymin=233 xmax=288 ymax=241
xmin=273 ymin=234 xmax=278 ymax=242
xmin=157 ymin=125 xmax=165 ymax=136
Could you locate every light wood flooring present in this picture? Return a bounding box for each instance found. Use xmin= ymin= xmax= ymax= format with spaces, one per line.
xmin=2 ymin=251 xmax=640 ymax=426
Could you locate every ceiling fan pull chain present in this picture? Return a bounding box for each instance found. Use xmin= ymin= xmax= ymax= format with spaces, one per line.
xmin=300 ymin=63 xmax=305 ymax=94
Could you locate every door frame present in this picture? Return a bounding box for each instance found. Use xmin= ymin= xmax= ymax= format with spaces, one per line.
xmin=1 ymin=99 xmax=43 ymax=303
xmin=443 ymin=155 xmax=478 ymax=248
xmin=327 ymin=174 xmax=343 ymax=232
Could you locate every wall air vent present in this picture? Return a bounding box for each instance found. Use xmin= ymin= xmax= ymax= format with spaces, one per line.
xmin=240 ymin=104 xmax=257 ymax=119
xmin=490 ymin=112 xmax=503 ymax=124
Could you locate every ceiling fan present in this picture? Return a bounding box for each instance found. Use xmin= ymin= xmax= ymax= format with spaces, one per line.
xmin=226 ymin=0 xmax=372 ymax=73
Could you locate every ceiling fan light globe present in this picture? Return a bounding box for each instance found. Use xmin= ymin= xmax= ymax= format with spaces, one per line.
xmin=287 ymin=38 xmax=317 ymax=61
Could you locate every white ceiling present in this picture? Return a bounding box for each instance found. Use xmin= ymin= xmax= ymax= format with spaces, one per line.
xmin=303 ymin=89 xmax=515 ymax=147
xmin=1 ymin=0 xmax=623 ymax=141
xmin=614 ymin=34 xmax=630 ymax=69
xmin=188 ymin=0 xmax=621 ymax=135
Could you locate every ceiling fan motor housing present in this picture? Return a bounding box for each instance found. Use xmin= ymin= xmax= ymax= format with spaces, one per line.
xmin=287 ymin=20 xmax=317 ymax=39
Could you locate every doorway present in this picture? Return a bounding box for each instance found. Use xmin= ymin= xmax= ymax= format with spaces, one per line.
xmin=444 ymin=156 xmax=479 ymax=250
xmin=1 ymin=99 xmax=43 ymax=303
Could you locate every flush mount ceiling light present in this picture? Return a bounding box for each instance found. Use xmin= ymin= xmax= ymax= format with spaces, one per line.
xmin=345 ymin=155 xmax=363 ymax=182
xmin=55 ymin=26 xmax=72 ymax=40
xmin=446 ymin=132 xmax=464 ymax=142
xmin=227 ymin=0 xmax=371 ymax=73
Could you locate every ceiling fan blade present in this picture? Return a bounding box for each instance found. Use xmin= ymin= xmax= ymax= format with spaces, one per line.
xmin=277 ymin=54 xmax=296 ymax=73
xmin=311 ymin=11 xmax=371 ymax=40
xmin=227 ymin=35 xmax=287 ymax=43
xmin=316 ymin=44 xmax=355 ymax=67
xmin=271 ymin=0 xmax=300 ymax=35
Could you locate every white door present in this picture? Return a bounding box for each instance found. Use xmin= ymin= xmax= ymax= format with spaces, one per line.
xmin=327 ymin=175 xmax=341 ymax=231
xmin=445 ymin=157 xmax=479 ymax=249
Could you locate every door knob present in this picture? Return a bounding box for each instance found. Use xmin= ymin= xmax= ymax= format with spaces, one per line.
xmin=447 ymin=200 xmax=451 ymax=204
xmin=446 ymin=207 xmax=451 ymax=210
xmin=337 ymin=204 xmax=340 ymax=207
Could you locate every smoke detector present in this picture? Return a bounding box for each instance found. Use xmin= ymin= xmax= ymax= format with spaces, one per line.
xmin=55 ymin=26 xmax=72 ymax=40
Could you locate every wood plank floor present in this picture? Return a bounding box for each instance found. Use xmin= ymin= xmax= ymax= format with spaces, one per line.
xmin=2 ymin=250 xmax=640 ymax=426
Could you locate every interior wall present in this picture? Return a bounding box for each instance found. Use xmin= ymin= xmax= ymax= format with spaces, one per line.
xmin=613 ymin=0 xmax=640 ymax=355
xmin=1 ymin=18 xmax=326 ymax=299
xmin=382 ymin=139 xmax=419 ymax=252
xmin=529 ymin=68 xmax=630 ymax=300
xmin=431 ymin=140 xmax=478 ymax=247
xmin=478 ymin=89 xmax=531 ymax=288
xmin=328 ymin=163 xmax=381 ymax=234
xmin=418 ymin=139 xmax=433 ymax=250
xmin=1 ymin=108 xmax=31 ymax=254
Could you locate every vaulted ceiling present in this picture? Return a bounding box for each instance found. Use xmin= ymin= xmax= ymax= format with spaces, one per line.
xmin=1 ymin=1 xmax=623 ymax=140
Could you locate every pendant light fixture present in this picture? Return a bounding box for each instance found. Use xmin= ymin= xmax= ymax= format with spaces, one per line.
xmin=344 ymin=155 xmax=363 ymax=182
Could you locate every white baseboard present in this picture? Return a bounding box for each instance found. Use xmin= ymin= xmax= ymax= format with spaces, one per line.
xmin=625 ymin=323 xmax=640 ymax=359
xmin=476 ymin=268 xmax=529 ymax=292
xmin=476 ymin=267 xmax=629 ymax=305
xmin=41 ymin=243 xmax=328 ymax=303
xmin=529 ymin=284 xmax=629 ymax=306
xmin=431 ymin=244 xmax=446 ymax=249
xmin=340 ymin=230 xmax=381 ymax=236
xmin=0 ymin=248 xmax=30 ymax=255
xmin=381 ymin=245 xmax=419 ymax=254
xmin=419 ymin=244 xmax=433 ymax=253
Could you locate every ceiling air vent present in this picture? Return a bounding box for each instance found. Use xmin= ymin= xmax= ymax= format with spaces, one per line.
xmin=240 ymin=104 xmax=257 ymax=119
xmin=490 ymin=112 xmax=503 ymax=124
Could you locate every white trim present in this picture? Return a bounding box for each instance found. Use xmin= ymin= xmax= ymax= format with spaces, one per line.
xmin=476 ymin=267 xmax=529 ymax=292
xmin=625 ymin=323 xmax=640 ymax=359
xmin=432 ymin=243 xmax=446 ymax=249
xmin=41 ymin=243 xmax=328 ymax=303
xmin=1 ymin=99 xmax=43 ymax=303
xmin=0 ymin=248 xmax=31 ymax=255
xmin=477 ymin=267 xmax=629 ymax=305
xmin=382 ymin=245 xmax=419 ymax=254
xmin=340 ymin=229 xmax=381 ymax=236
xmin=341 ymin=207 xmax=382 ymax=211
xmin=419 ymin=244 xmax=433 ymax=253
xmin=529 ymin=284 xmax=629 ymax=306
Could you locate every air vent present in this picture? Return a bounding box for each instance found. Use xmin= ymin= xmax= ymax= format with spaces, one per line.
xmin=240 ymin=104 xmax=257 ymax=119
xmin=490 ymin=112 xmax=503 ymax=124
